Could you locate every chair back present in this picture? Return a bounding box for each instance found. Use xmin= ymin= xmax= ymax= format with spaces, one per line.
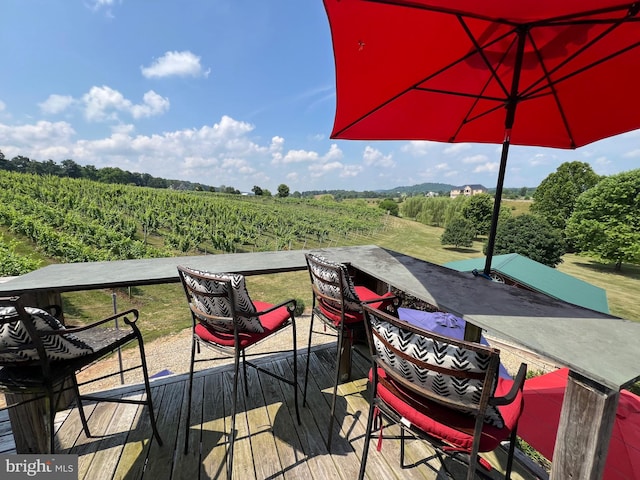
xmin=362 ymin=304 xmax=505 ymax=428
xmin=305 ymin=253 xmax=362 ymax=319
xmin=0 ymin=296 xmax=94 ymax=369
xmin=177 ymin=266 xmax=264 ymax=334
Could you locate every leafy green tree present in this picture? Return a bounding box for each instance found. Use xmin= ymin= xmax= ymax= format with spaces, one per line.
xmin=277 ymin=184 xmax=290 ymax=198
xmin=487 ymin=214 xmax=566 ymax=267
xmin=461 ymin=193 xmax=494 ymax=237
xmin=252 ymin=185 xmax=263 ymax=196
xmin=441 ymin=217 xmax=475 ymax=248
xmin=378 ymin=198 xmax=399 ymax=216
xmin=566 ymin=169 xmax=640 ymax=270
xmin=262 ymin=188 xmax=272 ymax=197
xmin=61 ymin=159 xmax=82 ymax=178
xmin=531 ymin=161 xmax=601 ymax=231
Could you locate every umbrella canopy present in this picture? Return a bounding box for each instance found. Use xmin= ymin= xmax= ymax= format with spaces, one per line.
xmin=322 ymin=0 xmax=640 ymax=273
xmin=519 ymin=368 xmax=640 ymax=479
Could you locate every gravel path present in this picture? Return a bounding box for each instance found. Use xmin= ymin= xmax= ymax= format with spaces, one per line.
xmin=78 ymin=313 xmax=563 ymax=394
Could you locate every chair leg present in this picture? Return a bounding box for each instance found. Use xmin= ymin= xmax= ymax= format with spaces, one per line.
xmin=504 ymin=424 xmax=519 ymax=480
xmin=242 ymin=349 xmax=249 ymax=396
xmin=302 ymin=310 xmax=315 ymax=407
xmin=291 ymin=316 xmax=301 ymax=425
xmin=228 ymin=349 xmax=242 ymax=480
xmin=400 ymin=425 xmax=406 ymax=468
xmin=184 ymin=334 xmax=197 ymax=454
xmin=466 ymin=418 xmax=484 ymax=480
xmin=46 ymin=386 xmax=56 ymax=454
xmin=326 ymin=324 xmax=345 ymax=450
xmin=137 ymin=337 xmax=163 ymax=447
xmin=358 ymin=398 xmax=377 ymax=480
xmin=71 ymin=375 xmax=91 ymax=438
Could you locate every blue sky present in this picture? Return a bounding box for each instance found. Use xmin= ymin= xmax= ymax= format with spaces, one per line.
xmin=1 ymin=0 xmax=639 ymax=193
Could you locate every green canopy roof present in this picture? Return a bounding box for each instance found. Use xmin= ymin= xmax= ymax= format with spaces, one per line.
xmin=444 ymin=254 xmax=609 ymax=314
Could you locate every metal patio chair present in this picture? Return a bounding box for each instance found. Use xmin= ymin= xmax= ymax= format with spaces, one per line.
xmin=303 ymin=252 xmax=397 ymax=450
xmin=0 ymin=296 xmax=162 ymax=453
xmin=359 ymin=304 xmax=527 ymax=480
xmin=177 ymin=265 xmax=301 ymax=480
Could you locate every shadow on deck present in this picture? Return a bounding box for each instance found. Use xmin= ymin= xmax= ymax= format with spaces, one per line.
xmin=1 ymin=344 xmax=543 ymax=480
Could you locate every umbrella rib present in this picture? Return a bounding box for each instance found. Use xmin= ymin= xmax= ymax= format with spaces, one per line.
xmin=522 ymin=19 xmax=634 ymax=100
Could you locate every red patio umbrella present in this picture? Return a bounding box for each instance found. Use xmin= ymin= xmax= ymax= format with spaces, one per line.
xmin=519 ymin=368 xmax=640 ymax=479
xmin=322 ymin=0 xmax=640 ymax=274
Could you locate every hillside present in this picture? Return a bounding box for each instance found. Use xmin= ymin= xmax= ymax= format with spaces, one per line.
xmin=0 ymin=170 xmax=388 ymax=266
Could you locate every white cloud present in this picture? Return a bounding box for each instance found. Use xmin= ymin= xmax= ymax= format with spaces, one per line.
xmin=271 ymin=143 xmax=342 ymax=166
xmin=443 ymin=143 xmax=472 ymax=155
xmin=473 ymin=162 xmax=499 ymax=173
xmin=324 ymin=144 xmax=343 ymax=162
xmin=39 ymin=95 xmax=75 ymax=115
xmin=270 ymin=136 xmax=285 ymax=153
xmin=341 ymin=164 xmax=363 ymax=177
xmin=363 ymin=146 xmax=395 ymax=168
xmin=82 ymin=86 xmax=169 ymax=122
xmin=0 ymin=120 xmax=75 ymax=146
xmin=309 ymin=161 xmax=343 ymax=177
xmin=141 ymin=51 xmax=210 ymax=79
xmin=462 ymin=154 xmax=489 ymax=164
xmin=400 ymin=140 xmax=437 ymax=156
xmin=130 ymin=91 xmax=170 ymax=119
xmin=0 ymin=100 xmax=6 ymax=112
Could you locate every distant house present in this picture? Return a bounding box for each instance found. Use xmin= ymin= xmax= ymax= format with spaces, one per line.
xmin=444 ymin=254 xmax=610 ymax=314
xmin=449 ymin=184 xmax=488 ymax=198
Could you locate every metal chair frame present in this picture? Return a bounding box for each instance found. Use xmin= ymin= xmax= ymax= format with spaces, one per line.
xmin=302 ymin=253 xmax=397 ymax=450
xmin=359 ymin=305 xmax=527 ymax=480
xmin=177 ymin=266 xmax=300 ymax=480
xmin=0 ymin=296 xmax=162 ymax=453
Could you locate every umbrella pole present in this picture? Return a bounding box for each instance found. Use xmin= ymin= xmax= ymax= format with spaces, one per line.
xmin=483 ymin=137 xmax=510 ymax=276
xmin=483 ymin=26 xmax=528 ymax=277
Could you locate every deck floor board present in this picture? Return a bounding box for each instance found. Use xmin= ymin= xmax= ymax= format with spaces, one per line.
xmin=0 ymin=345 xmax=540 ymax=480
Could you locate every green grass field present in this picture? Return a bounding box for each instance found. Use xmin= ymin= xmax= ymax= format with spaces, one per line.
xmin=57 ymin=211 xmax=639 ymax=347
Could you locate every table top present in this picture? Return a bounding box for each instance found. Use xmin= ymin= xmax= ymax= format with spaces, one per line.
xmin=318 ymin=245 xmax=640 ymax=391
xmin=0 ymin=249 xmax=309 ymax=294
xmin=2 ymin=244 xmax=639 ymax=390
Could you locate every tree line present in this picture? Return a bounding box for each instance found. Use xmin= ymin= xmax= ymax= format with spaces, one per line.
xmin=0 ymin=150 xmax=222 ymax=192
xmin=402 ymin=162 xmax=640 ymax=271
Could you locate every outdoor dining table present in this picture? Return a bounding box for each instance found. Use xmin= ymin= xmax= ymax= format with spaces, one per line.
xmin=1 ymin=245 xmax=639 ymax=480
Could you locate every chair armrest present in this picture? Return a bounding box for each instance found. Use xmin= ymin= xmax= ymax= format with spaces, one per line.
xmin=361 ymin=293 xmax=399 ymax=306
xmin=255 ymin=299 xmax=297 ymax=315
xmin=491 ymin=362 xmax=527 ymax=406
xmin=40 ymin=309 xmax=140 ymax=336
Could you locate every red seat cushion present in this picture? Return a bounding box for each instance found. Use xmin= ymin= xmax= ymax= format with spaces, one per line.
xmin=373 ymin=367 xmax=523 ymax=452
xmin=318 ymin=287 xmax=395 ymax=326
xmin=194 ymin=301 xmax=290 ymax=349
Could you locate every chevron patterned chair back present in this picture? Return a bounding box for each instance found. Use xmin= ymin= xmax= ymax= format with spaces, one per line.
xmin=177 ymin=265 xmax=301 ymax=480
xmin=302 ymin=252 xmax=398 ymax=450
xmin=359 ymin=304 xmax=527 ymax=480
xmin=0 ymin=296 xmax=162 ymax=453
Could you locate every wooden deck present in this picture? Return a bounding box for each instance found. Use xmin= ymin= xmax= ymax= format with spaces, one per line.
xmin=0 ymin=344 xmax=543 ymax=480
